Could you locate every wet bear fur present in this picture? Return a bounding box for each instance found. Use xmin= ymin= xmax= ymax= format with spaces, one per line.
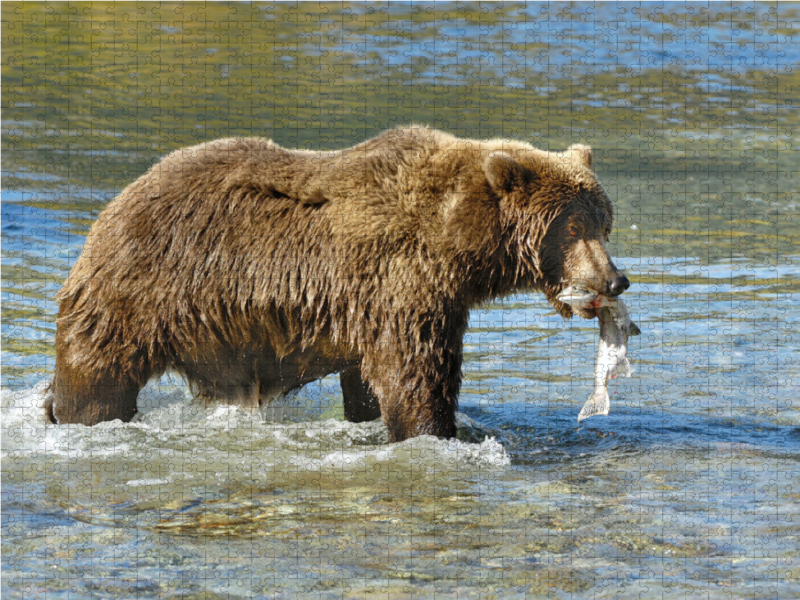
xmin=49 ymin=125 xmax=624 ymax=441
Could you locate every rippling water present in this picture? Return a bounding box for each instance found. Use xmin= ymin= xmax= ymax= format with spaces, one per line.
xmin=3 ymin=3 xmax=800 ymax=599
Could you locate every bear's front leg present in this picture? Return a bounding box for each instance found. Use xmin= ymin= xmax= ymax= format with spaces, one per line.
xmin=362 ymin=343 xmax=462 ymax=442
xmin=340 ymin=366 xmax=382 ymax=423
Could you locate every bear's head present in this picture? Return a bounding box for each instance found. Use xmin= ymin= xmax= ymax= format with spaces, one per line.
xmin=452 ymin=142 xmax=629 ymax=319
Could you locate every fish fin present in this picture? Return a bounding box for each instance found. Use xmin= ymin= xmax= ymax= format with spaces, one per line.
xmin=577 ymin=387 xmax=610 ymax=421
xmin=628 ymin=321 xmax=641 ymax=336
xmin=612 ymin=357 xmax=632 ymax=379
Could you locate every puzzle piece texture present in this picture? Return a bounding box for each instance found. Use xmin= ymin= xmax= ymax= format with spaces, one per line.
xmin=2 ymin=3 xmax=799 ymax=599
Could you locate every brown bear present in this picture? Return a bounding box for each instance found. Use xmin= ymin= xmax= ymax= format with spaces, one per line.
xmin=47 ymin=126 xmax=629 ymax=441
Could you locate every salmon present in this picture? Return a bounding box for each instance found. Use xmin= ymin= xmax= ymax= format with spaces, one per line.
xmin=557 ymin=286 xmax=640 ymax=421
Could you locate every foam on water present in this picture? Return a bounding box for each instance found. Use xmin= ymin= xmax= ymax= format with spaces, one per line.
xmin=1 ymin=381 xmax=510 ymax=471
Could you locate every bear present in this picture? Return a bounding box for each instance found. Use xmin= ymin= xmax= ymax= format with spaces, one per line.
xmin=47 ymin=125 xmax=630 ymax=442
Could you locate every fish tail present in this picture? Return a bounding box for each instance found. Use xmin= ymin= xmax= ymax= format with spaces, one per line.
xmin=577 ymin=387 xmax=610 ymax=421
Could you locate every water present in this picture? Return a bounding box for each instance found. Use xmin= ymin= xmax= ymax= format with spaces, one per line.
xmin=3 ymin=3 xmax=800 ymax=598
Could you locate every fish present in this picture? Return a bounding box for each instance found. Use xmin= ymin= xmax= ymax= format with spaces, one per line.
xmin=555 ymin=284 xmax=598 ymax=308
xmin=557 ymin=285 xmax=641 ymax=421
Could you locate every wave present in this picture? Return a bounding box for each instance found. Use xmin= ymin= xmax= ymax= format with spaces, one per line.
xmin=1 ymin=381 xmax=510 ymax=471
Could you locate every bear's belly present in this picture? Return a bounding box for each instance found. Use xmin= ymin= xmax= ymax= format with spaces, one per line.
xmin=175 ymin=345 xmax=355 ymax=407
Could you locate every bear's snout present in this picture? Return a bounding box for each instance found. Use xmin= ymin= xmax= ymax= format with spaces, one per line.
xmin=607 ymin=273 xmax=630 ymax=297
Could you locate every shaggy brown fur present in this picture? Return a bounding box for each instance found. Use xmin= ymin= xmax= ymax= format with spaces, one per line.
xmin=48 ymin=126 xmax=628 ymax=441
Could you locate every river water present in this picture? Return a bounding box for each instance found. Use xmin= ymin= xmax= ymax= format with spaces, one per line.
xmin=3 ymin=3 xmax=800 ymax=599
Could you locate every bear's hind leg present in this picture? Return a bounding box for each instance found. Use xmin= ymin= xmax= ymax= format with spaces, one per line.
xmin=340 ymin=366 xmax=381 ymax=423
xmin=48 ymin=357 xmax=147 ymax=425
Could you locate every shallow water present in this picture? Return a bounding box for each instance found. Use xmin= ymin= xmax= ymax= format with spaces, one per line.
xmin=3 ymin=3 xmax=800 ymax=599
xmin=4 ymin=257 xmax=799 ymax=599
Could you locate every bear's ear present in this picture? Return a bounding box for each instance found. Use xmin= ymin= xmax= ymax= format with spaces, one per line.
xmin=566 ymin=143 xmax=592 ymax=168
xmin=483 ymin=152 xmax=532 ymax=195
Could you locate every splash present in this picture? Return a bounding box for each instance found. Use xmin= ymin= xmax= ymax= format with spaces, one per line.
xmin=1 ymin=381 xmax=510 ymax=472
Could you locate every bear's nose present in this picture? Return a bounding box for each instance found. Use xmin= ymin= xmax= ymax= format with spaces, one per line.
xmin=607 ymin=274 xmax=630 ymax=296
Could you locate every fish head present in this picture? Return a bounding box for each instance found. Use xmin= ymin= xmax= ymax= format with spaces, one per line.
xmin=556 ymin=284 xmax=598 ymax=308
